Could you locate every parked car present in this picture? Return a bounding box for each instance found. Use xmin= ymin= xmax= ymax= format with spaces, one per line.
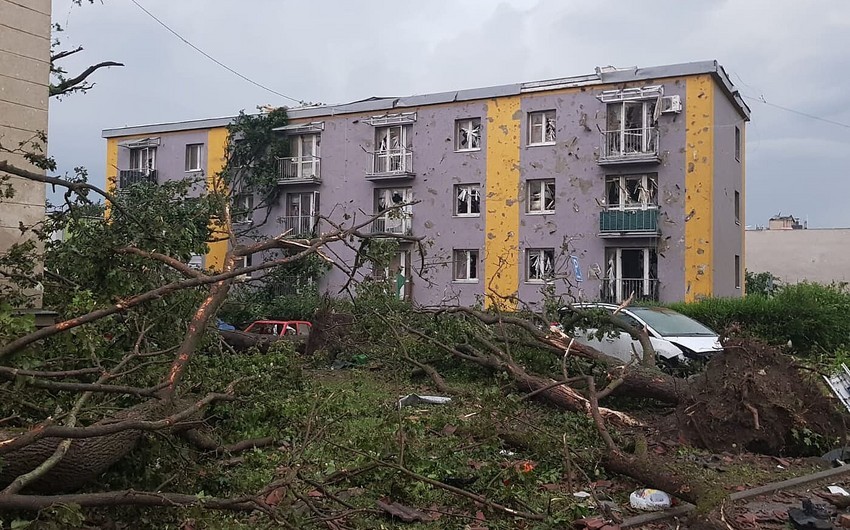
xmin=221 ymin=320 xmax=312 ymax=352
xmin=559 ymin=303 xmax=722 ymax=365
xmin=244 ymin=320 xmax=312 ymax=337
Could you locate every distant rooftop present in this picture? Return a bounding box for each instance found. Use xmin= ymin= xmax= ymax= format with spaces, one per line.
xmin=102 ymin=60 xmax=750 ymax=139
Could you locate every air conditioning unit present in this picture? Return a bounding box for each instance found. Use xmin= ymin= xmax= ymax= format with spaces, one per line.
xmin=659 ymin=95 xmax=682 ymax=114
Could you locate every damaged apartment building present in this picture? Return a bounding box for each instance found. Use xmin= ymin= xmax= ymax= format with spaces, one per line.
xmin=102 ymin=60 xmax=750 ymax=306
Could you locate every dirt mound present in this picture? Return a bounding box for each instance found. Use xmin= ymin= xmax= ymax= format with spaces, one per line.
xmin=677 ymin=338 xmax=846 ymax=455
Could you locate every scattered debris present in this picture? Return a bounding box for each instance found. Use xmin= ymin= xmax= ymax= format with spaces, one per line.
xmin=573 ymin=491 xmax=592 ymax=499
xmin=787 ymin=499 xmax=832 ymax=530
xmin=397 ymin=394 xmax=452 ymax=409
xmin=628 ymin=488 xmax=672 ymax=511
xmin=375 ymin=499 xmax=434 ymax=523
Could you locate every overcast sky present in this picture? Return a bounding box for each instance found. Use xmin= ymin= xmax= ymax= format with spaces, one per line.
xmin=48 ymin=0 xmax=850 ymax=228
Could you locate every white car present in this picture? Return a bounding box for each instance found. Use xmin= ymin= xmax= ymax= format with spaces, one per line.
xmin=559 ymin=303 xmax=722 ymax=365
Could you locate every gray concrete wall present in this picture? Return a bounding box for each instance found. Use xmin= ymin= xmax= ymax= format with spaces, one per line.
xmin=712 ymin=82 xmax=746 ymax=297
xmin=0 ymin=0 xmax=51 ymax=306
xmin=745 ymin=229 xmax=850 ymax=284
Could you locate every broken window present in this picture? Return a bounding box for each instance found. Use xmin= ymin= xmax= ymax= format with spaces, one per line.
xmin=455 ymin=184 xmax=481 ymax=216
xmin=527 ymin=179 xmax=555 ymax=213
xmin=605 ymin=101 xmax=657 ymax=155
xmin=734 ymin=190 xmax=740 ymax=224
xmin=527 ymin=248 xmax=555 ymax=281
xmin=735 ymin=126 xmax=741 ymax=162
xmin=605 ymin=174 xmax=657 ymax=209
xmin=453 ymin=249 xmax=479 ymax=281
xmin=374 ymin=188 xmax=413 ymax=234
xmin=455 ymin=118 xmax=481 ymax=151
xmin=129 ymin=146 xmax=156 ymax=172
xmin=232 ymin=193 xmax=254 ymax=224
xmin=528 ymin=110 xmax=556 ymax=145
xmin=288 ymin=134 xmax=321 ymax=178
xmin=374 ymin=125 xmax=411 ymax=173
xmin=284 ymin=192 xmax=319 ymax=234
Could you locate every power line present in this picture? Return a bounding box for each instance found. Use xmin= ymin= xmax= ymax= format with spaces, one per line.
xmin=128 ymin=0 xmax=303 ymax=105
xmin=741 ymin=94 xmax=850 ymax=130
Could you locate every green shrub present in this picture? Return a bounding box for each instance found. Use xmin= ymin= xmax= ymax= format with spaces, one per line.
xmin=670 ymin=282 xmax=850 ymax=356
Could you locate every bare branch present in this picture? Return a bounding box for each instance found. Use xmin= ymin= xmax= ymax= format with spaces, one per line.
xmin=50 ymin=61 xmax=124 ymax=98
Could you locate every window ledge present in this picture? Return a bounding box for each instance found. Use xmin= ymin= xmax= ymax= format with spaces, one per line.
xmin=455 ymin=148 xmax=481 ymax=153
xmin=735 ymin=220 xmax=741 ymax=226
xmin=452 ymin=279 xmax=480 ymax=284
xmin=185 ymin=169 xmax=203 ymax=174
xmin=527 ymin=211 xmax=555 ymax=216
xmin=527 ymin=142 xmax=556 ymax=148
xmin=454 ymin=214 xmax=481 ymax=218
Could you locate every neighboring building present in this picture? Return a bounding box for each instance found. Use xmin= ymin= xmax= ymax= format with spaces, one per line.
xmin=102 ymin=60 xmax=750 ymax=306
xmin=0 ymin=0 xmax=51 ymax=308
xmin=747 ymin=219 xmax=850 ymax=285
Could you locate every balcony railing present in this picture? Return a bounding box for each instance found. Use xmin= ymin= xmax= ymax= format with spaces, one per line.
xmin=280 ymin=215 xmax=319 ymax=237
xmin=599 ymin=208 xmax=659 ymax=236
xmin=118 ymin=169 xmax=157 ymax=188
xmin=601 ymin=278 xmax=659 ymax=303
xmin=367 ymin=148 xmax=414 ymax=179
xmin=278 ymin=156 xmax=321 ymax=183
xmin=371 ymin=216 xmax=412 ymax=235
xmin=598 ymin=127 xmax=660 ymax=164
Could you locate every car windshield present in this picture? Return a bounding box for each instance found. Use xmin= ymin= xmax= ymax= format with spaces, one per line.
xmin=628 ymin=307 xmax=717 ymax=337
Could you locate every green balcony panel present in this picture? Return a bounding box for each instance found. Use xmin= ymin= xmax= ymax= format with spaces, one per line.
xmin=599 ymin=209 xmax=658 ymax=234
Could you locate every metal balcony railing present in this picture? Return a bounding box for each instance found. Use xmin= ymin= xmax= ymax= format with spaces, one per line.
xmin=599 ymin=127 xmax=659 ymax=164
xmin=278 ymin=156 xmax=321 ymax=182
xmin=118 ymin=169 xmax=157 ymax=188
xmin=371 ymin=216 xmax=412 ymax=235
xmin=601 ymin=278 xmax=659 ymax=303
xmin=280 ymin=215 xmax=319 ymax=236
xmin=368 ymin=148 xmax=413 ymax=177
xmin=599 ymin=208 xmax=659 ymax=235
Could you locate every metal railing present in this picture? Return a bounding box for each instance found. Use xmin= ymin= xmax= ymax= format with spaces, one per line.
xmin=599 ymin=208 xmax=659 ymax=234
xmin=601 ymin=278 xmax=659 ymax=303
xmin=278 ymin=156 xmax=321 ymax=181
xmin=118 ymin=169 xmax=157 ymax=188
xmin=280 ymin=215 xmax=319 ymax=236
xmin=371 ymin=216 xmax=412 ymax=235
xmin=599 ymin=127 xmax=659 ymax=162
xmin=369 ymin=148 xmax=413 ymax=175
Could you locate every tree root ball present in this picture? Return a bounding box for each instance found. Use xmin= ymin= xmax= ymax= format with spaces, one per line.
xmin=676 ymin=338 xmax=846 ymax=456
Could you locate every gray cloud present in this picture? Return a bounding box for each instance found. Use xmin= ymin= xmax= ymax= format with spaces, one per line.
xmin=48 ymin=0 xmax=850 ymax=227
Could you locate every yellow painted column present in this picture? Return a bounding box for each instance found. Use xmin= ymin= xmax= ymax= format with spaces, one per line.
xmin=205 ymin=127 xmax=230 ymax=271
xmin=684 ymin=75 xmax=715 ymax=301
xmin=484 ymin=96 xmax=521 ymax=308
xmin=104 ymin=138 xmax=118 ymax=218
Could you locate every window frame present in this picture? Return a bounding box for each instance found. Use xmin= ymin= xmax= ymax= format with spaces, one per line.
xmin=734 ymin=190 xmax=741 ymax=225
xmin=734 ymin=126 xmax=741 ymax=162
xmin=454 ymin=184 xmax=481 ymax=217
xmin=605 ymin=174 xmax=658 ymax=210
xmin=527 ymin=110 xmax=557 ymax=146
xmin=455 ymin=118 xmax=481 ymax=151
xmin=185 ymin=143 xmax=203 ymax=173
xmin=526 ymin=179 xmax=556 ymax=214
xmin=526 ymin=248 xmax=555 ymax=282
xmin=232 ymin=193 xmax=254 ymax=225
xmin=129 ymin=146 xmax=156 ymax=172
xmin=735 ymin=254 xmax=741 ymax=289
xmin=452 ymin=249 xmax=479 ymax=282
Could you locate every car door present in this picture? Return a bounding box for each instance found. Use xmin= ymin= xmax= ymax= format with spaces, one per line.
xmin=569 ymin=306 xmax=637 ymax=363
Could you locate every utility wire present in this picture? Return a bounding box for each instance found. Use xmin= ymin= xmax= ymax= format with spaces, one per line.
xmin=741 ymin=94 xmax=850 ymax=130
xmin=128 ymin=0 xmax=303 ymax=105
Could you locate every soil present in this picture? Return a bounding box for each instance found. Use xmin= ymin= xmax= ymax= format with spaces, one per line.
xmin=675 ymin=338 xmax=847 ymax=456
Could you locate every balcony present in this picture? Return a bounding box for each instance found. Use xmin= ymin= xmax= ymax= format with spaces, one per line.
xmin=599 ymin=208 xmax=659 ymax=237
xmin=367 ymin=148 xmax=414 ymax=180
xmin=118 ymin=169 xmax=157 ymax=188
xmin=371 ymin=216 xmax=412 ymax=236
xmin=280 ymin=215 xmax=319 ymax=237
xmin=601 ymin=278 xmax=659 ymax=303
xmin=598 ymin=127 xmax=660 ymax=165
xmin=278 ymin=156 xmax=321 ymax=185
